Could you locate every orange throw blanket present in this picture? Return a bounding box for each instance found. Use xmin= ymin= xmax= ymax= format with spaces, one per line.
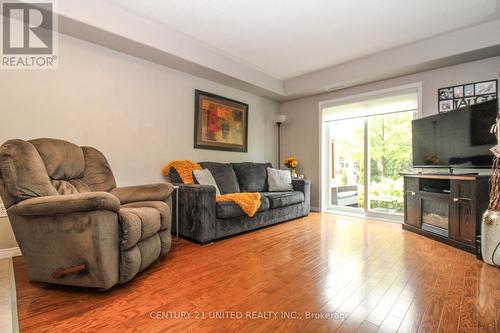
xmin=162 ymin=160 xmax=201 ymax=184
xmin=216 ymin=192 xmax=261 ymax=217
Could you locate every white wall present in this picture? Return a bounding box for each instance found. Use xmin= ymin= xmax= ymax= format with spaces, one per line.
xmin=0 ymin=34 xmax=279 ymax=251
xmin=280 ymin=56 xmax=500 ymax=209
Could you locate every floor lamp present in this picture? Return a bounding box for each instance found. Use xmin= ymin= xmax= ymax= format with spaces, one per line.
xmin=274 ymin=115 xmax=287 ymax=169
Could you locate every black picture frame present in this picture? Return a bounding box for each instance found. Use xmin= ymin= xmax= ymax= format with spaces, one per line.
xmin=438 ymin=79 xmax=498 ymax=113
xmin=194 ymin=90 xmax=249 ymax=152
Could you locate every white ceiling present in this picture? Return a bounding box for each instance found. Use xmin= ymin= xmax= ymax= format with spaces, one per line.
xmin=107 ymin=0 xmax=499 ymax=80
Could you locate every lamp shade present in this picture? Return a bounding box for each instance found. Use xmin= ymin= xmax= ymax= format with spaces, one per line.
xmin=274 ymin=114 xmax=287 ymax=124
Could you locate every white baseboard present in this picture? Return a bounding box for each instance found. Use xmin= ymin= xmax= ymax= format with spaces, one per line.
xmin=0 ymin=247 xmax=21 ymax=260
xmin=310 ymin=206 xmax=320 ymax=212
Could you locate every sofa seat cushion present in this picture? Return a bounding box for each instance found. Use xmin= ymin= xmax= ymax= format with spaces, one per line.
xmin=199 ymin=162 xmax=240 ymax=194
xmin=232 ymin=162 xmax=272 ymax=192
xmin=121 ymin=201 xmax=171 ymax=231
xmin=216 ymin=196 xmax=269 ymax=219
xmin=119 ymin=207 xmax=161 ymax=250
xmin=261 ymin=191 xmax=305 ymax=209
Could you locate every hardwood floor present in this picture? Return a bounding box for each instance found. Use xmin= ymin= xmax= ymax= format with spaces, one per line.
xmin=12 ymin=213 xmax=499 ymax=332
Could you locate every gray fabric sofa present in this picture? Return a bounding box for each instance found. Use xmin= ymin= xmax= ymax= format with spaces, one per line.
xmin=171 ymin=162 xmax=310 ymax=244
xmin=0 ymin=138 xmax=173 ymax=289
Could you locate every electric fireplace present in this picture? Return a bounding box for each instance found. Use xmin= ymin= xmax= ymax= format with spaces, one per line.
xmin=420 ymin=194 xmax=449 ymax=237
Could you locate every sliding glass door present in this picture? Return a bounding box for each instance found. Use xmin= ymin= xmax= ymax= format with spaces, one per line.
xmin=367 ymin=111 xmax=414 ymax=215
xmin=327 ymin=118 xmax=365 ymax=212
xmin=322 ymin=89 xmax=418 ymax=219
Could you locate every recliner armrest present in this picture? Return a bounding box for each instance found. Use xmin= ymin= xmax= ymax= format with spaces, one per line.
xmin=111 ymin=183 xmax=174 ymax=204
xmin=10 ymin=192 xmax=121 ymax=216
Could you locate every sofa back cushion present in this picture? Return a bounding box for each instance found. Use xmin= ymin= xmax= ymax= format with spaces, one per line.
xmin=0 ymin=139 xmax=58 ymax=207
xmin=81 ymin=146 xmax=117 ymax=192
xmin=232 ymin=162 xmax=272 ymax=193
xmin=28 ymin=139 xmax=116 ymax=195
xmin=199 ymin=162 xmax=240 ymax=194
xmin=30 ymin=138 xmax=85 ymax=180
xmin=0 ymin=139 xmax=117 ymax=207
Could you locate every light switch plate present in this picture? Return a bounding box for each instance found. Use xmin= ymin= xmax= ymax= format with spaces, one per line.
xmin=0 ymin=203 xmax=7 ymax=218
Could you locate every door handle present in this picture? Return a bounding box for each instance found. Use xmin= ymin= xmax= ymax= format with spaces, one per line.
xmin=407 ymin=191 xmax=416 ymax=196
xmin=453 ymin=197 xmax=471 ymax=202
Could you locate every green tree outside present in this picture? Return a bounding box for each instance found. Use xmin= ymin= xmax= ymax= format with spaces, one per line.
xmin=331 ymin=111 xmax=415 ymax=213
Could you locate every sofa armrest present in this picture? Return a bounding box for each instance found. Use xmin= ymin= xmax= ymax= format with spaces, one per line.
xmin=292 ymin=179 xmax=311 ymax=211
xmin=174 ymin=184 xmax=216 ymax=244
xmin=292 ymin=179 xmax=310 ymax=193
xmin=10 ymin=192 xmax=121 ymax=216
xmin=111 ymin=183 xmax=174 ymax=205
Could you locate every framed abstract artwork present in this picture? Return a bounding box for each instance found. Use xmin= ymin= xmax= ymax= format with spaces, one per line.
xmin=194 ymin=90 xmax=249 ymax=152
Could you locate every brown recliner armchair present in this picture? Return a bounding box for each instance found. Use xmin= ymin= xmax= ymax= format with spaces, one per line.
xmin=0 ymin=138 xmax=173 ymax=289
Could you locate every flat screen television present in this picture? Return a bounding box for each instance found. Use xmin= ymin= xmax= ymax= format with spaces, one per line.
xmin=412 ymin=99 xmax=498 ymax=168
